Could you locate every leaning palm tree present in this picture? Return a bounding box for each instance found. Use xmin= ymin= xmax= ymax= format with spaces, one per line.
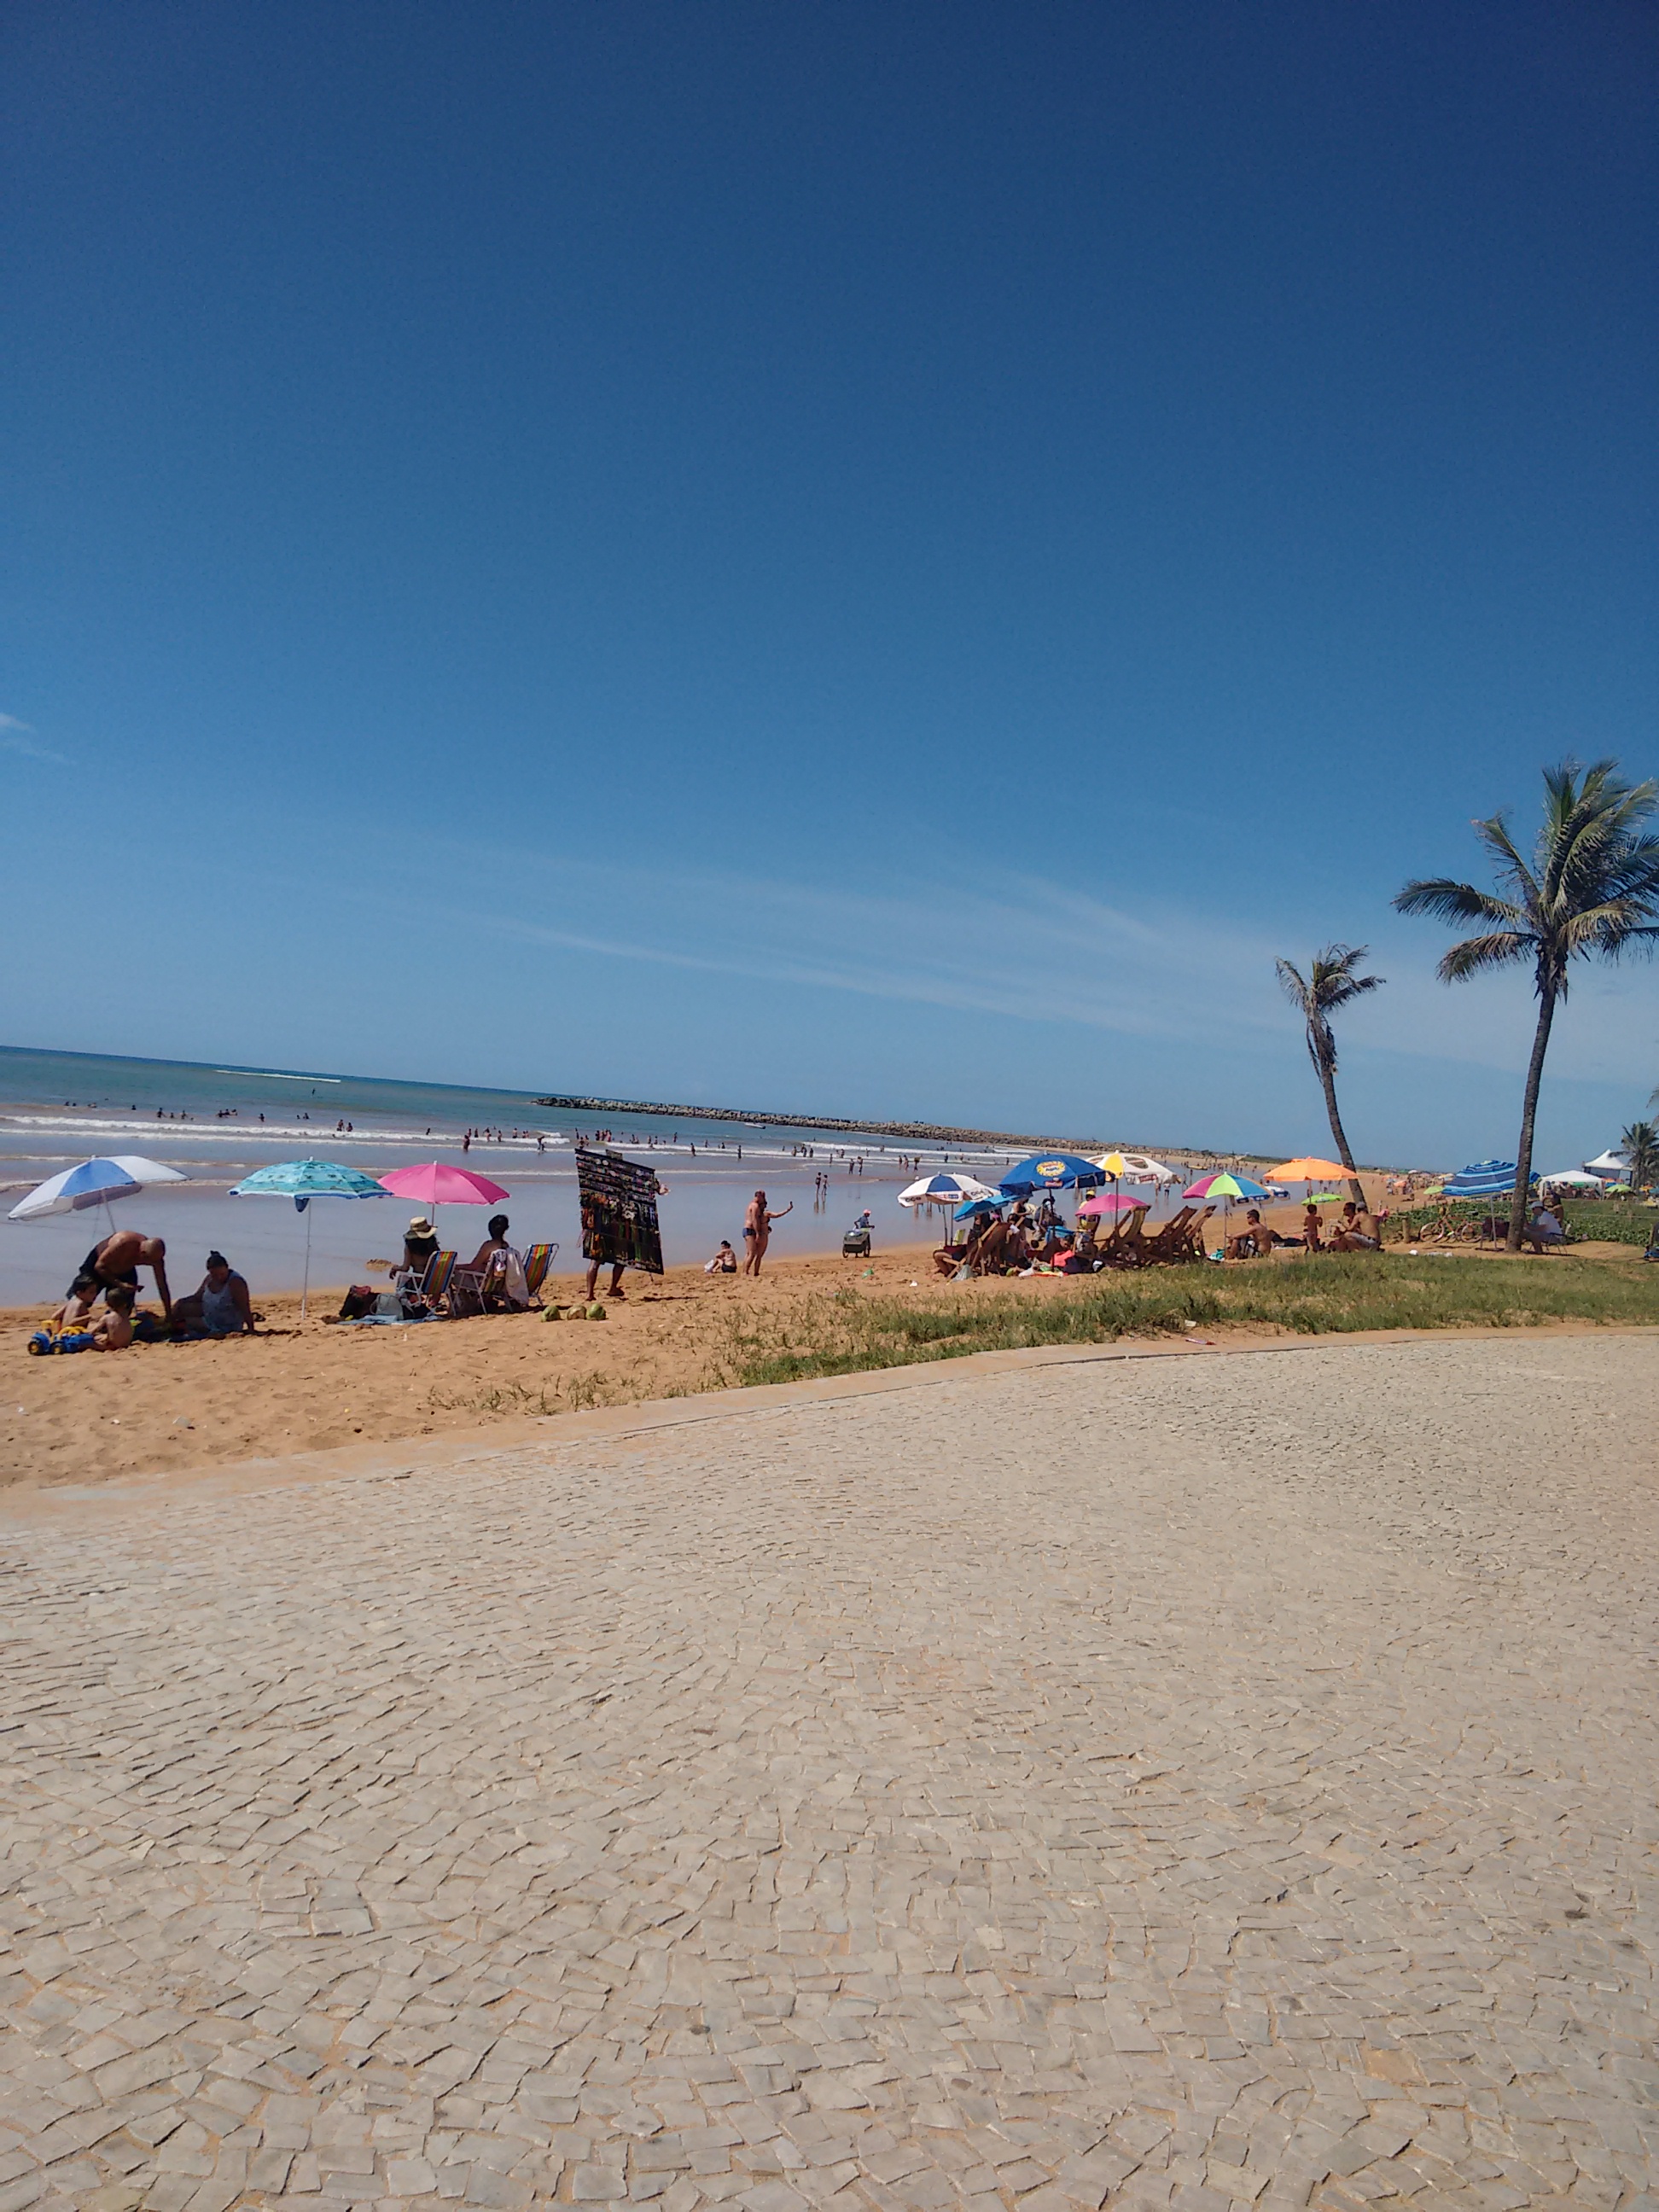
xmin=1395 ymin=760 xmax=1659 ymax=1250
xmin=1621 ymin=1120 xmax=1659 ymax=1190
xmin=1274 ymin=945 xmax=1382 ymax=1205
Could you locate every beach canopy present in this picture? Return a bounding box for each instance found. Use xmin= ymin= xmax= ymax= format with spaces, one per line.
xmin=1539 ymin=1168 xmax=1609 ymax=1188
xmin=1184 ymin=1171 xmax=1270 ymax=1202
xmin=998 ymin=1152 xmax=1106 ymax=1195
xmin=1441 ymin=1160 xmax=1518 ymax=1197
xmin=1584 ymin=1150 xmax=1631 ymax=1179
xmin=379 ymin=1162 xmax=510 ymax=1207
xmin=230 ymin=1159 xmax=387 ymax=1317
xmin=8 ymin=1155 xmax=188 ymax=1222
xmin=1077 ymin=1192 xmax=1151 ymax=1217
xmin=1268 ymin=1157 xmax=1349 ymax=1183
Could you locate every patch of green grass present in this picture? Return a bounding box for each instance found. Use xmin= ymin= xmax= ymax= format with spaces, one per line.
xmin=1561 ymin=1199 xmax=1656 ymax=1248
xmin=705 ymin=1255 xmax=1659 ymax=1389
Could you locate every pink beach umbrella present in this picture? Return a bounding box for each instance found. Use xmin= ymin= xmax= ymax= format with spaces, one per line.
xmin=378 ymin=1161 xmax=510 ymax=1250
xmin=1076 ymin=1192 xmax=1148 ymax=1217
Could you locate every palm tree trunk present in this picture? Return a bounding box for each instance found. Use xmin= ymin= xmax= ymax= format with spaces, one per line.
xmin=1508 ymin=987 xmax=1556 ymax=1251
xmin=1313 ymin=1046 xmax=1367 ymax=1206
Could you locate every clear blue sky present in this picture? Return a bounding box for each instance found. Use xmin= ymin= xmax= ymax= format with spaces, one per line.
xmin=3 ymin=2 xmax=1656 ymax=1161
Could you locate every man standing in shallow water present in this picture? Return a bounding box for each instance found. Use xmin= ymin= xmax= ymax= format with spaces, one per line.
xmin=742 ymin=1190 xmax=792 ymax=1276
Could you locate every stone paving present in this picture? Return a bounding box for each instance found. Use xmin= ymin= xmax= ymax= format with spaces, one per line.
xmin=3 ymin=1336 xmax=1658 ymax=2212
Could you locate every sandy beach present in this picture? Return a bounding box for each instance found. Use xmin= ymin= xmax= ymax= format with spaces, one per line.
xmin=1 ymin=1183 xmax=1638 ymax=1491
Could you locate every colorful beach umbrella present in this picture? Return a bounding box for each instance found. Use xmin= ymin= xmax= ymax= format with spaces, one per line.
xmin=8 ymin=1154 xmax=188 ymax=1224
xmin=230 ymin=1158 xmax=387 ymax=1317
xmin=1268 ymin=1157 xmax=1349 ymax=1185
xmin=898 ymin=1172 xmax=1001 ymax=1209
xmin=377 ymin=1162 xmax=511 ymax=1207
xmin=1184 ymin=1171 xmax=1270 ymax=1202
xmin=1076 ymin=1192 xmax=1150 ymax=1217
xmin=998 ymin=1152 xmax=1106 ymax=1196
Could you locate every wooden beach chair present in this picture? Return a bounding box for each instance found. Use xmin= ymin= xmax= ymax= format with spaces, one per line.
xmin=1137 ymin=1206 xmax=1195 ymax=1265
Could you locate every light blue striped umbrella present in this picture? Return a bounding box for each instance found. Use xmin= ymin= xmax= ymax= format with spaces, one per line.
xmin=230 ymin=1159 xmax=387 ymax=1314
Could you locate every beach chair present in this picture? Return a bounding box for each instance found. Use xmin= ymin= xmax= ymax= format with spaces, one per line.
xmin=522 ymin=1242 xmax=558 ymax=1303
xmin=416 ymin=1249 xmax=457 ymax=1313
xmin=1096 ymin=1205 xmax=1151 ymax=1269
xmin=450 ymin=1248 xmax=509 ymax=1317
xmin=1136 ymin=1206 xmax=1195 ymax=1266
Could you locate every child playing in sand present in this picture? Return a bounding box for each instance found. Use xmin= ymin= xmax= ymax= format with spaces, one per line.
xmin=30 ymin=1282 xmax=136 ymax=1354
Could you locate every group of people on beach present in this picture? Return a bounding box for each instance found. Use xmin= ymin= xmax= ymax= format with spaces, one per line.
xmin=30 ymin=1230 xmax=257 ymax=1355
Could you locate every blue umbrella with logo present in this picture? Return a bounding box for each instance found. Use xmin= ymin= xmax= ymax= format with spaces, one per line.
xmin=230 ymin=1158 xmax=387 ymax=1316
xmin=998 ymin=1152 xmax=1107 ymax=1196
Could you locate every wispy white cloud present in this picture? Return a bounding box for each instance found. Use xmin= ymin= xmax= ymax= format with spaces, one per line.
xmin=0 ymin=713 xmax=67 ymax=765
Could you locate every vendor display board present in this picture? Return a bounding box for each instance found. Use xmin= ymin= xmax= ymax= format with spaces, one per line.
xmin=575 ymin=1146 xmax=664 ymax=1274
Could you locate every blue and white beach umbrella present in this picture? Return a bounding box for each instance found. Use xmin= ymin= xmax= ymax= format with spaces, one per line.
xmin=1442 ymin=1160 xmax=1519 ymax=1198
xmin=230 ymin=1158 xmax=387 ymax=1316
xmin=9 ymin=1155 xmax=187 ymax=1225
xmin=897 ymin=1172 xmax=1001 ymax=1210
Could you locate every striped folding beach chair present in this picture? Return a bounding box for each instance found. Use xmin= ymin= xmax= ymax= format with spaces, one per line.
xmin=522 ymin=1242 xmax=557 ymax=1302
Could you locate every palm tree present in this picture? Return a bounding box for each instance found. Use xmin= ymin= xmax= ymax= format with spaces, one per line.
xmin=1274 ymin=945 xmax=1382 ymax=1205
xmin=1621 ymin=1120 xmax=1659 ymax=1190
xmin=1395 ymin=760 xmax=1659 ymax=1250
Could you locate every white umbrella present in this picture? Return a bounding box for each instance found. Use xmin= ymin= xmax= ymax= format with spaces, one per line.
xmin=1096 ymin=1150 xmax=1176 ymax=1183
xmin=1539 ymin=1168 xmax=1610 ymax=1188
xmin=9 ymin=1155 xmax=188 ymax=1229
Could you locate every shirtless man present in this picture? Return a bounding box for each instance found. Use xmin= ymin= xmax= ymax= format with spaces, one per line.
xmin=1225 ymin=1208 xmax=1275 ymax=1260
xmin=79 ymin=1229 xmax=172 ymax=1317
xmin=742 ymin=1190 xmax=793 ymax=1277
xmin=1328 ymin=1201 xmax=1379 ymax=1251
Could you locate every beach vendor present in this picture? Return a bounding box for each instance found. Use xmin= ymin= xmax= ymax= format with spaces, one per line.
xmin=172 ymin=1252 xmax=258 ymax=1336
xmin=78 ymin=1228 xmax=172 ymax=1318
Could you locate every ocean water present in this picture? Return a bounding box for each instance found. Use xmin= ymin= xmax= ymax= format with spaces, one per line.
xmin=0 ymin=1045 xmax=1038 ymax=1304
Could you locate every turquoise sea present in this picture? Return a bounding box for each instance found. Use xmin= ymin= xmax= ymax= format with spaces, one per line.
xmin=0 ymin=1045 xmax=1025 ymax=1302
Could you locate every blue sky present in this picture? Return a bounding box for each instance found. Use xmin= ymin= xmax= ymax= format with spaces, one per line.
xmin=3 ymin=1 xmax=1656 ymax=1162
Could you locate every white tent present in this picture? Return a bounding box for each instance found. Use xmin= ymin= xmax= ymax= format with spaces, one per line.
xmin=1539 ymin=1169 xmax=1610 ymax=1188
xmin=1584 ymin=1150 xmax=1630 ymax=1181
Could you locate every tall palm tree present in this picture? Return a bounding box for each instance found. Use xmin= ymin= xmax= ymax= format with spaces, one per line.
xmin=1395 ymin=760 xmax=1659 ymax=1250
xmin=1274 ymin=945 xmax=1382 ymax=1205
xmin=1621 ymin=1120 xmax=1659 ymax=1190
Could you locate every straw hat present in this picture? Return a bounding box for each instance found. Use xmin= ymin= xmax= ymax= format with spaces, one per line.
xmin=408 ymin=1215 xmax=434 ymax=1235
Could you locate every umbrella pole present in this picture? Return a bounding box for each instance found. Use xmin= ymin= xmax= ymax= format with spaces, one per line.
xmin=302 ymin=1208 xmax=312 ymax=1320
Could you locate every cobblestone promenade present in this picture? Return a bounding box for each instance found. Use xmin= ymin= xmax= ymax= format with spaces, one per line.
xmin=3 ymin=1337 xmax=1658 ymax=2212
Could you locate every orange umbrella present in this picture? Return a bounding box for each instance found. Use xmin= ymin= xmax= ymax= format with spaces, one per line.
xmin=1269 ymin=1157 xmax=1349 ymax=1183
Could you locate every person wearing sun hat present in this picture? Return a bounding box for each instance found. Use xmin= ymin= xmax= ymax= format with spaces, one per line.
xmin=398 ymin=1215 xmax=439 ymax=1278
